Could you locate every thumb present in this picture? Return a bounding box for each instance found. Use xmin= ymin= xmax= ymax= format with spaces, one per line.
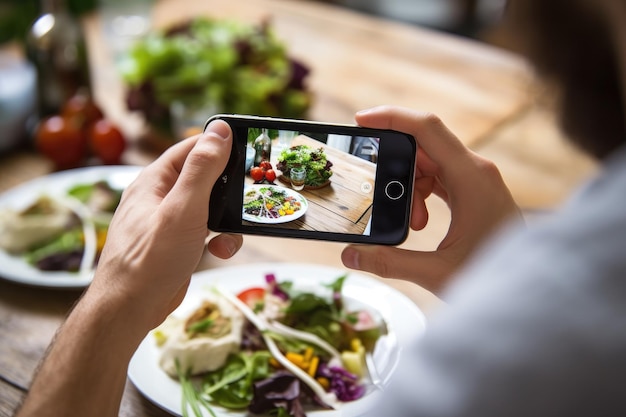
xmin=164 ymin=120 xmax=232 ymax=213
xmin=341 ymin=244 xmax=455 ymax=295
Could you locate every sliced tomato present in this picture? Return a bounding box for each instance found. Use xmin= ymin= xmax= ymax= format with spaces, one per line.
xmin=236 ymin=287 xmax=266 ymax=310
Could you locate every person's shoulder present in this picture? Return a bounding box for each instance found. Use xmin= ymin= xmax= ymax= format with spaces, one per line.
xmin=448 ymin=144 xmax=626 ymax=302
xmin=549 ymin=144 xmax=626 ymax=240
xmin=573 ymin=143 xmax=626 ymax=198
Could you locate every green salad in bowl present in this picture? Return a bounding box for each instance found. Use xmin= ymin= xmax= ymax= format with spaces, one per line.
xmin=276 ymin=145 xmax=334 ymax=187
xmin=119 ymin=17 xmax=312 ymax=137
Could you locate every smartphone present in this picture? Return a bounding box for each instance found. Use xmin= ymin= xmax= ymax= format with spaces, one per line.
xmin=206 ymin=114 xmax=416 ymax=245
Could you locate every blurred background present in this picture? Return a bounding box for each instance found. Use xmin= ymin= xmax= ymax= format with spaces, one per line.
xmin=0 ymin=0 xmax=509 ymax=159
xmin=0 ymin=0 xmax=596 ymax=215
xmin=321 ymin=0 xmax=507 ymax=37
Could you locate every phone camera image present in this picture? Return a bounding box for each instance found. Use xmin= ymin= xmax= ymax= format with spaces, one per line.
xmin=241 ymin=128 xmax=378 ymax=237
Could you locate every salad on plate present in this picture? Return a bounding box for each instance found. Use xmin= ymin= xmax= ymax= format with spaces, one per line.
xmin=153 ymin=272 xmax=385 ymax=417
xmin=242 ymin=185 xmax=307 ymax=223
xmin=0 ymin=180 xmax=122 ymax=275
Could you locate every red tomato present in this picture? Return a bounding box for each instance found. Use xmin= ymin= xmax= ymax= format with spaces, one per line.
xmin=35 ymin=116 xmax=86 ymax=170
xmin=89 ymin=119 xmax=126 ymax=165
xmin=62 ymin=91 xmax=104 ymax=129
xmin=250 ymin=166 xmax=265 ymax=182
xmin=265 ymin=168 xmax=276 ymax=183
xmin=259 ymin=160 xmax=272 ymax=170
xmin=236 ymin=287 xmax=266 ymax=309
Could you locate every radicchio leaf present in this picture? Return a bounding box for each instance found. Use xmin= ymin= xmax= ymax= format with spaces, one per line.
xmin=316 ymin=363 xmax=366 ymax=402
xmin=248 ymin=370 xmax=332 ymax=417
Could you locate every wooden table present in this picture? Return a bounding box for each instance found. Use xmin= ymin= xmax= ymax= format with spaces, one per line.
xmin=0 ymin=0 xmax=599 ymax=415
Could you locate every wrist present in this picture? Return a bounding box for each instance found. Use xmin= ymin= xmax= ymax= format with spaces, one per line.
xmin=16 ymin=281 xmax=148 ymax=417
xmin=85 ymin=263 xmax=188 ymax=338
xmin=80 ymin=277 xmax=157 ymax=347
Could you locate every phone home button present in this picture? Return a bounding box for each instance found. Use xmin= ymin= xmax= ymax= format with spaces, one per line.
xmin=385 ymin=181 xmax=405 ymax=200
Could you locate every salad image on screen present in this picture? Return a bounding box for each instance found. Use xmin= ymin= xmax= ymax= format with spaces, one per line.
xmin=242 ymin=129 xmax=378 ymax=236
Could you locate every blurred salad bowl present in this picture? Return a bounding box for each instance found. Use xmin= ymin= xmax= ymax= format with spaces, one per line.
xmin=119 ymin=17 xmax=312 ymax=145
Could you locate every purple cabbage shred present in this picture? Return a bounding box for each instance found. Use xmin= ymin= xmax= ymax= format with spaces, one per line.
xmin=316 ymin=363 xmax=366 ymax=402
xmin=265 ymin=273 xmax=289 ymax=300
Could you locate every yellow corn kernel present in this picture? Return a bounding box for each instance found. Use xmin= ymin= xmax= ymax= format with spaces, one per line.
xmin=304 ymin=347 xmax=314 ymax=361
xmin=316 ymin=377 xmax=330 ymax=390
xmin=351 ymin=338 xmax=363 ymax=352
xmin=285 ymin=209 xmax=294 ymax=215
xmin=269 ymin=357 xmax=282 ymax=368
xmin=278 ymin=209 xmax=285 ymax=216
xmin=286 ymin=352 xmax=306 ymax=369
xmin=307 ymin=355 xmax=320 ymax=377
xmin=96 ymin=229 xmax=108 ymax=252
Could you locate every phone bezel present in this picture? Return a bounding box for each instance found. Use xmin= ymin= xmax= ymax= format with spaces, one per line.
xmin=206 ymin=114 xmax=416 ymax=245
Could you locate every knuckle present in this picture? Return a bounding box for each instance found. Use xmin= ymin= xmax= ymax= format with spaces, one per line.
xmin=420 ymin=112 xmax=445 ymax=128
xmin=187 ymin=144 xmax=221 ymax=166
xmin=367 ymin=248 xmax=393 ymax=278
xmin=475 ymin=155 xmax=504 ymax=181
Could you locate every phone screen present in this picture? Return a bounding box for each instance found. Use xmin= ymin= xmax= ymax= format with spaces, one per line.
xmin=208 ymin=115 xmax=416 ymax=245
xmin=243 ymin=127 xmax=379 ymax=236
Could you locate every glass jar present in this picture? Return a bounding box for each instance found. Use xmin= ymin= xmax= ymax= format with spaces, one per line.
xmin=253 ymin=128 xmax=272 ymax=166
xmin=26 ymin=0 xmax=91 ymax=117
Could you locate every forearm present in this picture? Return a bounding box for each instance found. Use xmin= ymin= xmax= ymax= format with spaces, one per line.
xmin=15 ymin=289 xmax=149 ymax=417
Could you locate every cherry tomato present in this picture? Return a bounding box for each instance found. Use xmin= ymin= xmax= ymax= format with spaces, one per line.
xmin=35 ymin=115 xmax=86 ymax=170
xmin=62 ymin=90 xmax=103 ymax=129
xmin=265 ymin=168 xmax=276 ymax=183
xmin=250 ymin=166 xmax=265 ymax=182
xmin=259 ymin=160 xmax=272 ymax=170
xmin=237 ymin=287 xmax=266 ymax=310
xmin=89 ymin=119 xmax=126 ymax=165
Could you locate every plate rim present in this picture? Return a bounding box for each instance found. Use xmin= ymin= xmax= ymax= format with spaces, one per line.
xmin=0 ymin=165 xmax=143 ymax=289
xmin=128 ymin=262 xmax=426 ymax=417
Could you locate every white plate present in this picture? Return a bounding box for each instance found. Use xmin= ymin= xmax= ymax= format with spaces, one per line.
xmin=0 ymin=165 xmax=142 ymax=288
xmin=128 ymin=263 xmax=426 ymax=417
xmin=242 ymin=184 xmax=308 ymax=224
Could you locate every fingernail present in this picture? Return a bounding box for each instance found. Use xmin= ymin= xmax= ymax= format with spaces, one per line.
xmin=206 ymin=120 xmax=230 ymax=140
xmin=342 ymin=247 xmax=360 ymax=269
xmin=355 ymin=107 xmax=375 ymax=116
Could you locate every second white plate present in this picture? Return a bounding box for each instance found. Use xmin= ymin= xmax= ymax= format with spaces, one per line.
xmin=0 ymin=165 xmax=142 ymax=288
